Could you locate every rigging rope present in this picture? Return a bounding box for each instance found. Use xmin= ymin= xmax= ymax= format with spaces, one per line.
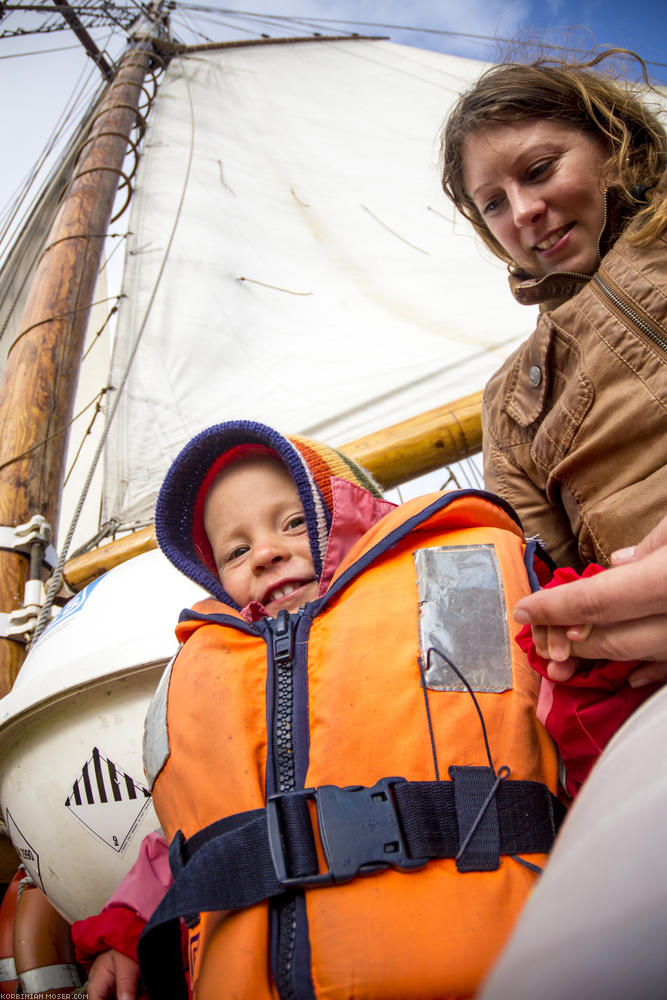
xmin=0 ymin=43 xmax=106 ymax=258
xmin=63 ymin=390 xmax=108 ymax=487
xmin=30 ymin=43 xmax=195 ymax=645
xmin=0 ymin=386 xmax=111 ymax=474
xmin=81 ymin=297 xmax=121 ymax=361
xmin=2 ymin=4 xmax=666 ymax=77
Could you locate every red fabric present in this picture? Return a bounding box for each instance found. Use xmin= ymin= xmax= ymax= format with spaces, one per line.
xmin=72 ymin=905 xmax=146 ymax=968
xmin=517 ymin=563 xmax=659 ymax=797
xmin=72 ymin=904 xmax=190 ymax=998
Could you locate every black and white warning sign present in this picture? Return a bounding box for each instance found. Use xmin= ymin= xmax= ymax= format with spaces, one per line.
xmin=65 ymin=747 xmax=151 ymax=852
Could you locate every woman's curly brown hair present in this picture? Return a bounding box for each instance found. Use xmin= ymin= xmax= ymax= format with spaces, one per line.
xmin=440 ymin=49 xmax=667 ymax=266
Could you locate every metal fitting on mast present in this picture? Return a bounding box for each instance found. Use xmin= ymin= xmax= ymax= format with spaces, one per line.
xmin=0 ymin=516 xmax=59 ymax=643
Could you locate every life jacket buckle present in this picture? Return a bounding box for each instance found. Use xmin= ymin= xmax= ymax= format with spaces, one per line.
xmin=266 ymin=777 xmax=427 ymax=889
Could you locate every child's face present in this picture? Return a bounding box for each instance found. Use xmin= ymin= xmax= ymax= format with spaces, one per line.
xmin=203 ymin=455 xmax=318 ymax=615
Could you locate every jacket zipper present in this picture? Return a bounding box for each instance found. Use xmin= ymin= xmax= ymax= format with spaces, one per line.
xmin=591 ymin=270 xmax=667 ymax=353
xmin=267 ymin=609 xmax=300 ymax=1000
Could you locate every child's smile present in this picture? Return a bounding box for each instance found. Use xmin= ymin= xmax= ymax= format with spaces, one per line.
xmin=203 ymin=454 xmax=318 ymax=614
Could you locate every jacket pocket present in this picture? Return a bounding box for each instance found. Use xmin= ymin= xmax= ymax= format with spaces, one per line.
xmin=529 ymin=321 xmax=594 ymax=473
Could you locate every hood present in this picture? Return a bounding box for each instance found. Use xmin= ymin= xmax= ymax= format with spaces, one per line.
xmin=154 ymin=419 xmax=385 ymax=610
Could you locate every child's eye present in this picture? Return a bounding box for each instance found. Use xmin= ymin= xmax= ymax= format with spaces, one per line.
xmin=285 ymin=514 xmax=306 ymax=531
xmin=226 ymin=544 xmax=249 ymax=563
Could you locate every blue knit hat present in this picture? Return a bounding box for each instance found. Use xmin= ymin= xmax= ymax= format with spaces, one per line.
xmin=154 ymin=420 xmax=382 ymax=607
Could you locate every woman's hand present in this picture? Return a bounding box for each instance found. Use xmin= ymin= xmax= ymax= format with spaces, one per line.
xmin=87 ymin=949 xmax=140 ymax=1000
xmin=514 ymin=515 xmax=667 ymax=686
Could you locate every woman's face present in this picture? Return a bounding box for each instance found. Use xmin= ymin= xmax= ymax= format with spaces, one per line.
xmin=462 ymin=118 xmax=611 ymax=278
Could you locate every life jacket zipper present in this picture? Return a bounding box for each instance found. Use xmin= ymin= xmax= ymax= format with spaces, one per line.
xmin=591 ymin=270 xmax=667 ymax=353
xmin=267 ymin=609 xmax=300 ymax=1000
xmin=272 ymin=609 xmax=297 ymax=794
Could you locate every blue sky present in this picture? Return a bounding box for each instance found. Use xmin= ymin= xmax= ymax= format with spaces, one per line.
xmin=1 ymin=1 xmax=665 ymax=222
xmin=262 ymin=1 xmax=667 ymax=82
xmin=156 ymin=2 xmax=667 ymax=81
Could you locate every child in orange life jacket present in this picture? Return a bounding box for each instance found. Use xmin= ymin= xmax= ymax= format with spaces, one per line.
xmin=136 ymin=418 xmax=568 ymax=1000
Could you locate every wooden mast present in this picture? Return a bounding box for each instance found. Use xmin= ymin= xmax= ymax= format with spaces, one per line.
xmin=0 ymin=22 xmax=160 ymax=695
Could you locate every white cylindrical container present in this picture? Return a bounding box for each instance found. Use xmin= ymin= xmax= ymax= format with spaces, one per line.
xmin=0 ymin=548 xmax=203 ymax=922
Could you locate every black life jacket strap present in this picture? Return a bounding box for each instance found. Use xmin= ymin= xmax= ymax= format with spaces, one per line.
xmin=138 ymin=771 xmax=565 ymax=999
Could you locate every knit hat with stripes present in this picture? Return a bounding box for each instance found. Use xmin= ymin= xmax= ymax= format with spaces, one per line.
xmin=154 ymin=419 xmax=383 ymax=607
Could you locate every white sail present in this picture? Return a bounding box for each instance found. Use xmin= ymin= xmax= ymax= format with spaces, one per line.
xmin=103 ymin=39 xmax=533 ymax=526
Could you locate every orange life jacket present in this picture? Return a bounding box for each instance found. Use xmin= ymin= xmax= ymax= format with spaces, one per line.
xmin=140 ymin=491 xmax=562 ymax=1000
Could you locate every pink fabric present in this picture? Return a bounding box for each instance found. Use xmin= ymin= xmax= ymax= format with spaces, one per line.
xmin=318 ymin=478 xmax=396 ymax=596
xmin=71 ymin=831 xmax=171 ymax=973
xmin=517 ymin=564 xmax=659 ymax=797
xmin=535 ymin=673 xmax=555 ymax=728
xmin=106 ymin=829 xmax=171 ymax=921
xmin=241 ymin=478 xmax=395 ymax=621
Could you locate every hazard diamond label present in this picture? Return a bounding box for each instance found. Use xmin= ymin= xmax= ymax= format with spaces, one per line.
xmin=65 ymin=747 xmax=151 ymax=853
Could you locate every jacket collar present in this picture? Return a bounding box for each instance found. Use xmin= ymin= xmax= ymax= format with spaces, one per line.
xmin=497 ymin=181 xmax=652 ymax=428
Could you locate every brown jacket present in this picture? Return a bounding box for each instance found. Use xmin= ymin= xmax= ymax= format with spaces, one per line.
xmin=482 ymin=222 xmax=667 ymax=570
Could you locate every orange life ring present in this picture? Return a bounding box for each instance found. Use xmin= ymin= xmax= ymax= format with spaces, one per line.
xmin=0 ymin=869 xmax=21 ymax=997
xmin=13 ymin=880 xmax=84 ymax=997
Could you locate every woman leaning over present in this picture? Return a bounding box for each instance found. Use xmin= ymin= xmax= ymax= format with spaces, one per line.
xmin=440 ymin=52 xmax=667 ymax=574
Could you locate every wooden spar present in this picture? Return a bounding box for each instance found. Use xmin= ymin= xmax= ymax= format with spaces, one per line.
xmin=342 ymin=390 xmax=482 ymax=487
xmin=63 ymin=390 xmax=483 ymax=591
xmin=49 ymin=0 xmax=114 ymax=80
xmin=65 ymin=523 xmax=158 ymax=591
xmin=0 ymin=39 xmax=156 ymax=696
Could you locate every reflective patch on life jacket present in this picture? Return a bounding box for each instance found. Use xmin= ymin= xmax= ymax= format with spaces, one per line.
xmin=143 ymin=650 xmax=179 ymax=788
xmin=414 ymin=544 xmax=511 ymax=693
